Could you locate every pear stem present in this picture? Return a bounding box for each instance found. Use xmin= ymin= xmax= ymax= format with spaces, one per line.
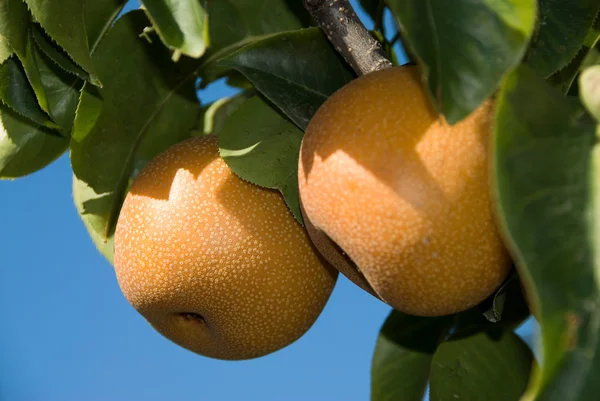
xmin=303 ymin=0 xmax=392 ymax=76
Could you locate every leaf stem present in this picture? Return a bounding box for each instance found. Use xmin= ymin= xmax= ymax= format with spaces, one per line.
xmin=303 ymin=0 xmax=392 ymax=76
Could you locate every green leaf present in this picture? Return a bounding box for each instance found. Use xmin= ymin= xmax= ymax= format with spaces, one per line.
xmin=71 ymin=0 xmax=128 ymax=138
xmin=31 ymin=24 xmax=90 ymax=82
xmin=219 ymin=95 xmax=304 ymax=222
xmin=0 ymin=56 xmax=56 ymax=129
xmin=387 ymin=0 xmax=536 ymax=124
xmin=0 ymin=0 xmax=29 ymax=55
xmin=0 ymin=35 xmax=12 ymax=64
xmin=32 ymin=37 xmax=82 ymax=132
xmin=546 ymin=19 xmax=600 ymax=95
xmin=0 ymin=34 xmax=82 ymax=179
xmin=582 ymin=47 xmax=600 ymax=71
xmin=526 ymin=0 xmax=600 ymax=78
xmin=429 ymin=330 xmax=534 ymax=401
xmin=220 ymin=27 xmax=354 ymax=130
xmin=71 ymin=11 xmax=199 ymax=261
xmin=371 ymin=311 xmax=452 ymax=401
xmin=493 ymin=65 xmax=600 ymax=400
xmin=17 ymin=30 xmax=51 ymax=115
xmin=23 ymin=0 xmax=100 ymax=85
xmin=224 ymin=71 xmax=253 ymax=90
xmin=140 ymin=0 xmax=208 ymax=59
xmin=84 ymin=0 xmax=129 ymax=52
xmin=198 ymin=92 xmax=250 ymax=136
xmin=0 ymin=1 xmax=52 ymax=114
xmin=72 ymin=177 xmax=115 ymax=263
xmin=71 ymin=81 xmax=101 ymax=142
xmin=207 ymin=0 xmax=305 ymax=53
xmin=0 ymin=104 xmax=68 ymax=179
xmin=199 ymin=0 xmax=307 ymax=82
xmin=5 ymin=25 xmax=84 ymax=133
xmin=580 ymin=65 xmax=600 ymax=122
xmin=281 ymin=0 xmax=313 ymax=27
xmin=480 ymin=271 xmax=531 ymax=327
xmin=548 ymin=46 xmax=600 ymax=96
xmin=442 ymin=280 xmax=530 ymax=342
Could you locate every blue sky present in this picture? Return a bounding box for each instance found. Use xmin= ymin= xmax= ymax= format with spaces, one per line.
xmin=0 ymin=2 xmax=535 ymax=400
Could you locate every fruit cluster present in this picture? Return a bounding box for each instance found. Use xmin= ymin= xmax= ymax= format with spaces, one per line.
xmin=114 ymin=66 xmax=510 ymax=360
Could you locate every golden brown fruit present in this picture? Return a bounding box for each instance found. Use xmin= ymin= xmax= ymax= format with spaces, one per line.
xmin=300 ymin=202 xmax=378 ymax=297
xmin=298 ymin=66 xmax=510 ymax=317
xmin=114 ymin=136 xmax=338 ymax=360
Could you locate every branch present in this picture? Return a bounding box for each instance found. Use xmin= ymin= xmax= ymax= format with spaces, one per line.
xmin=304 ymin=0 xmax=392 ymax=76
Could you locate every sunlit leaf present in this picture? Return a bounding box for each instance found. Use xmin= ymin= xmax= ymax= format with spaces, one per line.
xmin=580 ymin=65 xmax=600 ymax=122
xmin=0 ymin=104 xmax=67 ymax=179
xmin=388 ymin=0 xmax=536 ymax=124
xmin=71 ymin=11 xmax=199 ymax=261
xmin=219 ymin=95 xmax=304 ymax=222
xmin=141 ymin=0 xmax=208 ymax=59
xmin=71 ymin=82 xmax=101 ymax=143
xmin=0 ymin=35 xmax=12 ymax=64
xmin=72 ymin=178 xmax=115 ymax=263
xmin=220 ymin=28 xmax=354 ymax=130
xmin=493 ymin=65 xmax=600 ymax=400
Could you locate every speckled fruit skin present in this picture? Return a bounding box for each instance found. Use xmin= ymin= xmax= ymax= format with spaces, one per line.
xmin=298 ymin=66 xmax=511 ymax=317
xmin=114 ymin=136 xmax=338 ymax=360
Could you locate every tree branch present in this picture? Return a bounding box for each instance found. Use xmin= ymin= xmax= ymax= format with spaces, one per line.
xmin=304 ymin=0 xmax=392 ymax=76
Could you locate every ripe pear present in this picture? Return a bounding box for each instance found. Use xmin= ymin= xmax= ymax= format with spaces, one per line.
xmin=298 ymin=66 xmax=510 ymax=317
xmin=114 ymin=136 xmax=338 ymax=360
